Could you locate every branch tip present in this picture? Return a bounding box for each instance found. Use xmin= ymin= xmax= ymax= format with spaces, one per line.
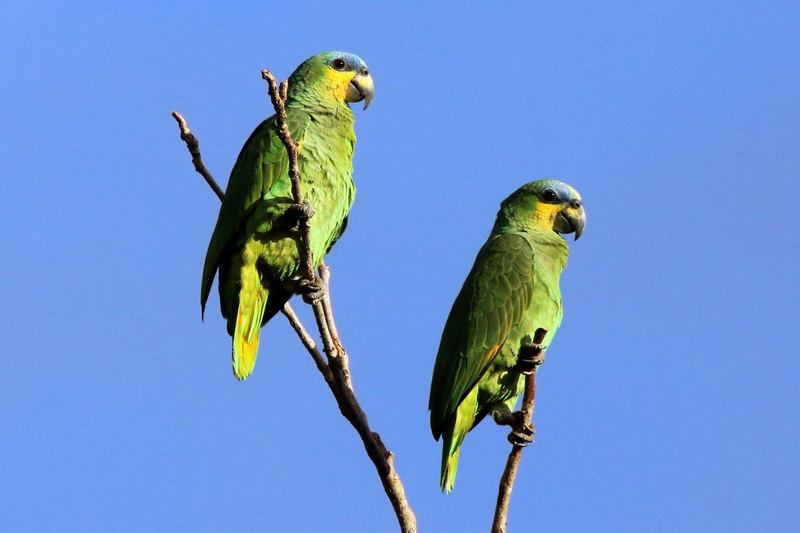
xmin=172 ymin=111 xmax=224 ymax=201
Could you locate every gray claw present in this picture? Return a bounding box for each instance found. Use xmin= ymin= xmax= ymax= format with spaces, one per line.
xmin=286 ymin=201 xmax=315 ymax=221
xmin=284 ymin=201 xmax=316 ymax=232
xmin=518 ymin=342 xmax=546 ymax=374
xmin=299 ymin=275 xmax=326 ymax=304
xmin=507 ymin=412 xmax=535 ymax=446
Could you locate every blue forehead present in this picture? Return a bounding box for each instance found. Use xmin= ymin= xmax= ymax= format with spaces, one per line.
xmin=318 ymin=51 xmax=365 ymax=71
xmin=524 ymin=179 xmax=580 ymax=201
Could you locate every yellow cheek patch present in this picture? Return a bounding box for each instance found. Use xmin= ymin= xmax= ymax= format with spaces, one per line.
xmin=533 ymin=202 xmax=564 ymax=228
xmin=325 ymin=69 xmax=356 ymax=101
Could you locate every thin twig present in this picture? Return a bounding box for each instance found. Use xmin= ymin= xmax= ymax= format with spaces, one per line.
xmin=172 ymin=110 xmax=316 ymax=376
xmin=260 ymin=72 xmax=417 ymax=533
xmin=319 ymin=262 xmax=352 ymax=388
xmin=492 ymin=327 xmax=548 ymax=533
xmin=281 ymin=302 xmax=332 ymax=383
xmin=171 ymin=112 xmax=225 ymax=201
xmin=260 ymin=72 xmax=301 ymax=204
xmin=260 ymin=70 xmax=315 ymax=283
xmin=314 ymin=264 xmax=414 ymax=527
xmin=319 ymin=263 xmax=343 ymax=342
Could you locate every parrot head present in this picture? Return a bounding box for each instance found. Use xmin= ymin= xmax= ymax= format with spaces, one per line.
xmin=288 ymin=51 xmax=374 ymax=110
xmin=501 ymin=179 xmax=586 ymax=240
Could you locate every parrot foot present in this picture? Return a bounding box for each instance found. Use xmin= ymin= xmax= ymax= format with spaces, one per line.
xmin=507 ymin=416 xmax=535 ymax=446
xmin=285 ymin=201 xmax=316 ymax=222
xmin=492 ymin=408 xmax=535 ymax=446
xmin=282 ymin=201 xmax=316 ymax=232
xmin=299 ymin=275 xmax=326 ymax=304
xmin=518 ymin=342 xmax=546 ymax=375
xmin=273 ymin=202 xmax=315 ymax=233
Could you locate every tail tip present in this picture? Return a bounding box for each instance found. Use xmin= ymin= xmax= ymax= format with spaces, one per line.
xmin=440 ymin=452 xmax=459 ymax=494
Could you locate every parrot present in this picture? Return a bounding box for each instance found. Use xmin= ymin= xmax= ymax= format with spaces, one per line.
xmin=428 ymin=179 xmax=586 ymax=493
xmin=200 ymin=51 xmax=374 ymax=380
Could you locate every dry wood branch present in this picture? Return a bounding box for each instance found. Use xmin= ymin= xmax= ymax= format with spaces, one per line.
xmin=492 ymin=327 xmax=548 ymax=533
xmin=173 ymin=72 xmax=417 ymax=532
xmin=319 ymin=262 xmax=353 ymax=389
xmin=172 ymin=110 xmax=310 ymax=367
xmin=312 ymin=267 xmax=415 ymax=530
xmin=260 ymin=72 xmax=416 ymax=533
xmin=281 ymin=302 xmax=332 ymax=383
xmin=171 ymin=112 xmax=224 ymax=201
xmin=260 ymin=70 xmax=315 ymax=283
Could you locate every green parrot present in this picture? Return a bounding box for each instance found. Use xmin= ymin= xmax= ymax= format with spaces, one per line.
xmin=428 ymin=179 xmax=586 ymax=493
xmin=201 ymin=51 xmax=374 ymax=380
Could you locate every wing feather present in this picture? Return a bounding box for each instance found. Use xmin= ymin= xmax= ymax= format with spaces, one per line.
xmin=200 ymin=112 xmax=310 ymax=314
xmin=429 ymin=233 xmax=535 ymax=437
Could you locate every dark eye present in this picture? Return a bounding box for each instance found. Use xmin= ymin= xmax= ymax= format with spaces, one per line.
xmin=331 ymin=58 xmax=347 ymax=70
xmin=542 ymin=189 xmax=559 ymax=203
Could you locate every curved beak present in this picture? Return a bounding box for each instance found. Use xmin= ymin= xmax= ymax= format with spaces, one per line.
xmin=345 ymin=72 xmax=374 ymax=110
xmin=554 ymin=202 xmax=586 ymax=241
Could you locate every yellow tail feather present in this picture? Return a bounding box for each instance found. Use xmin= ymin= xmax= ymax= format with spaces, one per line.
xmin=442 ymin=448 xmax=460 ymax=494
xmin=440 ymin=388 xmax=478 ymax=493
xmin=232 ymin=289 xmax=267 ymax=380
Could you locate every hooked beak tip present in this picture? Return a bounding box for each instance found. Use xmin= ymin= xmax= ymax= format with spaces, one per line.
xmin=346 ymin=74 xmax=374 ymax=110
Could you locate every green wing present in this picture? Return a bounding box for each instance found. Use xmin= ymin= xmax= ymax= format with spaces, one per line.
xmin=200 ymin=112 xmax=310 ymax=315
xmin=429 ymin=232 xmax=535 ymax=438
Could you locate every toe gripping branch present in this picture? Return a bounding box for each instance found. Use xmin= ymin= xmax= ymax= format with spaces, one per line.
xmin=506 ymin=411 xmax=535 ymax=447
xmin=299 ymin=274 xmax=326 ymax=304
xmin=517 ymin=328 xmax=548 ymax=375
xmin=492 ymin=405 xmax=535 ymax=447
xmin=491 ymin=328 xmax=548 ymax=533
xmin=284 ymin=200 xmax=315 ymax=230
xmin=498 ymin=328 xmax=549 ymax=446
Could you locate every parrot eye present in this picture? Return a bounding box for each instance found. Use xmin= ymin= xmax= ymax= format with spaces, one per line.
xmin=541 ymin=189 xmax=559 ymax=204
xmin=331 ymin=58 xmax=347 ymax=70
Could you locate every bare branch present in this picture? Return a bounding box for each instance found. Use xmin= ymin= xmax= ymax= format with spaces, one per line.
xmin=260 ymin=70 xmax=315 ymax=283
xmin=319 ymin=262 xmax=352 ymax=388
xmin=260 ymin=72 xmax=417 ymax=533
xmin=281 ymin=302 xmax=332 ymax=383
xmin=492 ymin=328 xmax=548 ymax=533
xmin=319 ymin=265 xmax=415 ymax=525
xmin=172 ymin=112 xmax=225 ymax=201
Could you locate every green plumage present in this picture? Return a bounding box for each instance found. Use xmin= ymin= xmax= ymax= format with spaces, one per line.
xmin=200 ymin=52 xmax=374 ymax=380
xmin=429 ymin=180 xmax=586 ymax=493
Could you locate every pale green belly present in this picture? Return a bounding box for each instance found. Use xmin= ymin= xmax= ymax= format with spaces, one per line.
xmin=247 ymin=169 xmax=354 ymax=284
xmin=478 ymin=277 xmax=563 ymax=407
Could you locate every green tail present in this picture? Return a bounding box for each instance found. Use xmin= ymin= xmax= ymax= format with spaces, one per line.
xmin=440 ymin=389 xmax=477 ymax=493
xmin=441 ymin=436 xmax=460 ymax=494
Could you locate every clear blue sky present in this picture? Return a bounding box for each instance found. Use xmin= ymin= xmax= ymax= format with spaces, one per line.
xmin=2 ymin=1 xmax=799 ymax=531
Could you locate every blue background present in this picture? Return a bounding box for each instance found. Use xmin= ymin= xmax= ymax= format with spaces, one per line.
xmin=2 ymin=1 xmax=799 ymax=531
